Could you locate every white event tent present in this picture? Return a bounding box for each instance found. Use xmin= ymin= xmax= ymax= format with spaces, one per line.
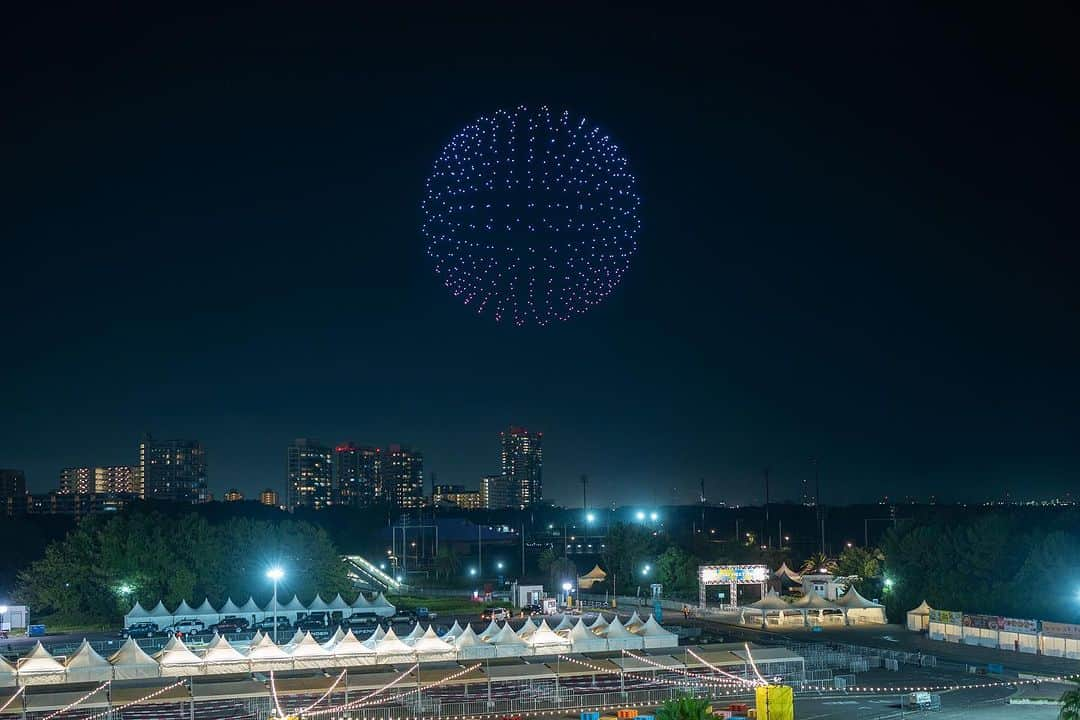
xmin=125 ymin=592 xmax=398 ymax=629
xmin=906 ymin=600 xmax=932 ymax=631
xmin=835 ymin=587 xmax=887 ymax=625
xmin=634 ymin=616 xmax=679 ymax=648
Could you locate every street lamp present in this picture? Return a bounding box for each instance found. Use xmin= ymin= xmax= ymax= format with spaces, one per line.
xmin=496 ymin=562 xmax=504 ymax=570
xmin=649 ymin=512 xmax=658 ymax=521
xmin=635 ymin=511 xmax=645 ymax=521
xmin=470 ymin=568 xmax=477 ymax=577
xmin=266 ymin=567 xmax=284 ymax=644
xmin=586 ymin=512 xmax=596 ymax=524
xmin=641 ymin=564 xmax=651 ymax=576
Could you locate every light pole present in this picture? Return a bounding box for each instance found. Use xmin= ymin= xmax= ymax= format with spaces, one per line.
xmin=0 ymin=605 xmax=7 ymax=634
xmin=266 ymin=567 xmax=284 ymax=644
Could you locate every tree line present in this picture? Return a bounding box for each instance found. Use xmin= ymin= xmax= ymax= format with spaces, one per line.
xmin=15 ymin=509 xmax=352 ymax=624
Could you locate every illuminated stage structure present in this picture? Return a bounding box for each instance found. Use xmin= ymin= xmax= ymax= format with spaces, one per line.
xmin=698 ymin=565 xmax=770 ymax=610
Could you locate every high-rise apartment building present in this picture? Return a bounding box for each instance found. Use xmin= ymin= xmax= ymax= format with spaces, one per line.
xmin=60 ymin=466 xmax=140 ymax=495
xmin=334 ymin=443 xmax=381 ymax=507
xmin=224 ymin=488 xmax=244 ymax=502
xmin=481 ymin=473 xmax=514 ymax=509
xmin=260 ymin=488 xmax=280 ymax=507
xmin=382 ymin=444 xmax=424 ymax=509
xmin=139 ymin=435 xmax=207 ymax=503
xmin=500 ymin=426 xmax=543 ymax=507
xmin=1 ymin=469 xmax=28 ymax=516
xmin=287 ymin=439 xmax=333 ymax=511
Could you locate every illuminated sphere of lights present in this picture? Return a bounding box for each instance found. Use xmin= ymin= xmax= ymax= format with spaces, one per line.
xmin=422 ymin=106 xmax=641 ymax=326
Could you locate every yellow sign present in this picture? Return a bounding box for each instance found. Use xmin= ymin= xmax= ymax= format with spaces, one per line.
xmin=755 ymin=685 xmax=794 ymax=720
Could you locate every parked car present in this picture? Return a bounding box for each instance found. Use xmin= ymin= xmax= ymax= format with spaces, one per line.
xmin=252 ymin=616 xmax=291 ymax=632
xmin=295 ymin=616 xmax=329 ymax=632
xmin=168 ymin=619 xmax=206 ymax=636
xmin=481 ymin=607 xmax=510 ymax=621
xmin=414 ymin=607 xmax=437 ymax=621
xmin=342 ymin=614 xmax=378 ymax=630
xmin=124 ymin=622 xmax=163 ymax=639
xmin=210 ymin=617 xmax=250 ymax=634
xmin=390 ymin=610 xmax=415 ymax=624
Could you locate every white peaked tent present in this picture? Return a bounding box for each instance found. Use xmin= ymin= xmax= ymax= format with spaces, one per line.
xmin=516 ymin=617 xmax=538 ymax=639
xmin=124 ymin=601 xmax=151 ymax=628
xmin=280 ymin=595 xmax=307 ymax=619
xmin=328 ymin=593 xmax=350 ymax=613
xmin=624 ymin=611 xmax=645 ymax=632
xmin=413 ymin=626 xmax=456 ymax=661
xmin=0 ymin=655 xmax=19 ymax=687
xmin=835 ymin=587 xmax=886 ymax=625
xmin=149 ymin=601 xmax=172 ymax=628
xmin=109 ymin=638 xmax=160 ymax=680
xmin=739 ymin=591 xmax=795 ymax=627
xmin=247 ymin=630 xmax=264 ymax=649
xmin=16 ymin=642 xmax=66 ymax=685
xmin=454 ymin=625 xmax=495 ymax=659
xmin=488 ymin=623 xmax=529 ymax=657
xmin=907 ymin=600 xmax=933 ymax=631
xmin=402 ymin=622 xmax=426 ymax=645
xmin=635 ymin=616 xmax=679 ymax=649
xmin=332 ymin=630 xmax=376 ymax=666
xmin=363 ymin=625 xmax=387 ymax=649
xmin=370 ymin=592 xmax=395 ymax=618
xmin=552 ymin=615 xmax=575 ymax=634
xmin=577 ymin=564 xmax=608 ymax=589
xmin=774 ymin=562 xmax=803 ymax=586
xmin=351 ymin=593 xmax=373 ymax=611
xmin=64 ymin=640 xmax=112 ymax=683
xmin=194 ymin=599 xmax=219 ymax=624
xmin=289 ymin=632 xmax=331 ymax=670
xmin=155 ymin=636 xmax=204 ymax=677
xmin=374 ymin=628 xmax=416 ymax=661
xmin=245 ymin=632 xmax=292 ymax=670
xmin=174 ymin=600 xmax=197 ymax=618
xmin=792 ymin=591 xmax=840 ymax=626
xmin=307 ymin=594 xmax=330 ymax=612
xmin=202 ymin=633 xmax=250 ymax=675
xmin=284 ymin=628 xmax=306 ymax=649
xmin=323 ymin=627 xmax=347 ymax=650
xmin=441 ymin=620 xmax=464 ymax=640
xmin=588 ymin=613 xmax=610 ymax=633
xmin=478 ymin=619 xmax=501 ymax=641
xmin=568 ymin=619 xmax=605 ymax=652
xmin=525 ymin=620 xmax=571 ymax=653
xmin=218 ymin=598 xmax=241 ymax=616
xmin=238 ymin=596 xmax=263 ymax=619
xmin=601 ymin=617 xmax=643 ymax=651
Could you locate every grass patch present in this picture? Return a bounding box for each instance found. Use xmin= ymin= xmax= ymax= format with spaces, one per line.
xmin=22 ymin=613 xmax=116 ymax=634
xmin=387 ymin=595 xmax=512 ymax=615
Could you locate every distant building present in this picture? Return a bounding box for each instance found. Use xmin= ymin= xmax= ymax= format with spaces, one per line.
xmin=334 ymin=443 xmax=381 ymax=507
xmin=383 ymin=444 xmax=424 ymax=509
xmin=287 ymin=438 xmax=333 ymax=511
xmin=501 ymin=426 xmax=543 ymax=507
xmin=62 ymin=466 xmax=140 ymax=495
xmin=139 ymin=435 xmax=207 ymax=503
xmin=260 ymin=488 xmax=280 ymax=507
xmin=433 ymin=484 xmax=482 ymax=510
xmin=1 ymin=469 xmax=27 ymax=516
xmin=224 ymin=488 xmax=244 ymax=502
xmin=481 ymin=473 xmax=514 ymax=510
xmin=28 ymin=492 xmax=135 ymax=518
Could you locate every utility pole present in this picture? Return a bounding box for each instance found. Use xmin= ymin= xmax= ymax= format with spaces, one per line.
xmin=581 ymin=474 xmax=588 ymax=511
xmin=813 ymin=457 xmax=824 ymax=555
xmin=699 ymin=477 xmax=706 ymax=532
xmin=764 ymin=468 xmax=771 ymax=549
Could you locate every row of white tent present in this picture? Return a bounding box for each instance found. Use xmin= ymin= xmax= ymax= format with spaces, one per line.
xmin=124 ymin=593 xmax=396 ymax=628
xmin=2 ymin=613 xmax=678 ymax=687
xmin=739 ymin=586 xmax=887 ymax=626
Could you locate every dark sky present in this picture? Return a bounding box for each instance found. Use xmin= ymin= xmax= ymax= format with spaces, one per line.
xmin=3 ymin=4 xmax=1078 ymax=506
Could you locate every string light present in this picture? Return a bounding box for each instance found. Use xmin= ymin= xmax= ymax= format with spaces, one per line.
xmin=743 ymin=642 xmax=769 ymax=686
xmin=41 ymin=680 xmax=110 ymax=720
xmin=293 ymin=668 xmax=347 ymax=715
xmin=78 ymin=680 xmax=187 ymax=720
xmin=423 ymin=105 xmax=641 ymax=326
xmin=304 ymin=662 xmax=420 ymax=717
xmin=269 ymin=669 xmax=286 ymax=720
xmin=0 ymin=687 xmax=24 ymax=713
xmin=556 ymin=653 xmax=747 ymax=689
xmin=630 ymin=649 xmax=756 ymax=687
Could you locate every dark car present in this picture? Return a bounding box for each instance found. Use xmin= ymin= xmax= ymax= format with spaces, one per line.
xmin=390 ymin=609 xmax=415 ymax=624
xmin=520 ymin=604 xmax=543 ymax=617
xmin=252 ymin=616 xmax=291 ymax=632
xmin=342 ymin=614 xmax=378 ymax=630
xmin=210 ymin=617 xmax=250 ymax=634
xmin=124 ymin=622 xmax=163 ymax=639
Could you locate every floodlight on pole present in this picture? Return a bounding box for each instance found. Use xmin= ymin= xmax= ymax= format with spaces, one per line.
xmin=266 ymin=567 xmax=284 ymax=644
xmin=635 ymin=511 xmax=645 ymax=521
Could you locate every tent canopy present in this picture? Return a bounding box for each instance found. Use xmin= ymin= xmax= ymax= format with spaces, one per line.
xmin=908 ymin=600 xmax=933 ymax=616
xmin=155 ymin=636 xmax=203 ymax=666
xmin=745 ymin=592 xmax=791 ymax=611
xmin=18 ymin=642 xmax=66 ymax=674
xmin=328 ymin=593 xmax=350 ymax=610
xmin=578 ymin=564 xmax=608 ymax=588
xmin=792 ymin=592 xmax=838 ymax=609
xmin=836 ymin=587 xmax=883 ymax=609
xmin=65 ymin=639 xmax=110 ymax=671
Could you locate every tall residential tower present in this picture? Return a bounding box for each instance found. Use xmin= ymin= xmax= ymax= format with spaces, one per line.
xmin=286 ymin=439 xmax=333 ymax=511
xmin=139 ymin=435 xmax=207 ymax=503
xmin=501 ymin=426 xmax=543 ymax=507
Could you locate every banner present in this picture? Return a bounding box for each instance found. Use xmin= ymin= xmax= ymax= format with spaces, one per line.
xmin=929 ymin=609 xmax=962 ymax=625
xmin=1001 ymin=617 xmax=1038 ymax=635
xmin=1042 ymin=621 xmax=1080 ymax=640
xmin=962 ymin=613 xmax=1003 ymax=630
xmin=699 ymin=565 xmax=769 ymax=585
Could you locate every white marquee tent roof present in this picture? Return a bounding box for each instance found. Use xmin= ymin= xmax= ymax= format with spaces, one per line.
xmin=218 ymin=598 xmax=241 ymax=615
xmin=18 ymin=642 xmax=66 ymax=675
xmin=109 ymin=638 xmax=159 ymax=680
xmin=155 ymin=636 xmax=203 ymax=668
xmin=908 ymin=600 xmax=933 ymax=616
xmin=746 ymin=592 xmax=792 ymax=611
xmin=836 ymin=587 xmax=884 ymax=609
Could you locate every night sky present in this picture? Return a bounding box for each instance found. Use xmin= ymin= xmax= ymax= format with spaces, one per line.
xmin=3 ymin=4 xmax=1077 ymax=505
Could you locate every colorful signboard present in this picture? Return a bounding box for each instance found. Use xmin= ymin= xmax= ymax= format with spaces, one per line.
xmin=1042 ymin=621 xmax=1080 ymax=639
xmin=699 ymin=565 xmax=769 ymax=585
xmin=1001 ymin=617 xmax=1038 ymax=635
xmin=929 ymin=609 xmax=962 ymax=625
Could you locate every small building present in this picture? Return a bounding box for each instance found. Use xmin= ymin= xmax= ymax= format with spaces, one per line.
xmin=801 ymin=573 xmax=844 ymax=600
xmin=0 ymin=604 xmax=29 ymax=630
xmin=510 ymin=583 xmax=544 ymax=608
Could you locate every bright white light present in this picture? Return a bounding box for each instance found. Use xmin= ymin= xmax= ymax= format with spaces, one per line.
xmin=642 ymin=564 xmax=651 ymax=575
xmin=649 ymin=512 xmax=658 ymax=521
xmin=0 ymin=605 xmax=7 ymax=614
xmin=469 ymin=568 xmax=477 ymax=576
xmin=496 ymin=562 xmax=504 ymax=570
xmin=396 ymin=575 xmax=402 ymax=582
xmin=379 ymin=563 xmax=386 ymax=569
xmin=635 ymin=511 xmax=645 ymax=521
xmin=562 ymin=582 xmax=572 ymax=591
xmin=586 ymin=512 xmax=596 ymax=523
xmin=266 ymin=567 xmax=284 ymax=581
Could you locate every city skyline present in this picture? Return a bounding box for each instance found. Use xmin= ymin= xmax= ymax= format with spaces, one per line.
xmin=3 ymin=5 xmax=1077 ymax=508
